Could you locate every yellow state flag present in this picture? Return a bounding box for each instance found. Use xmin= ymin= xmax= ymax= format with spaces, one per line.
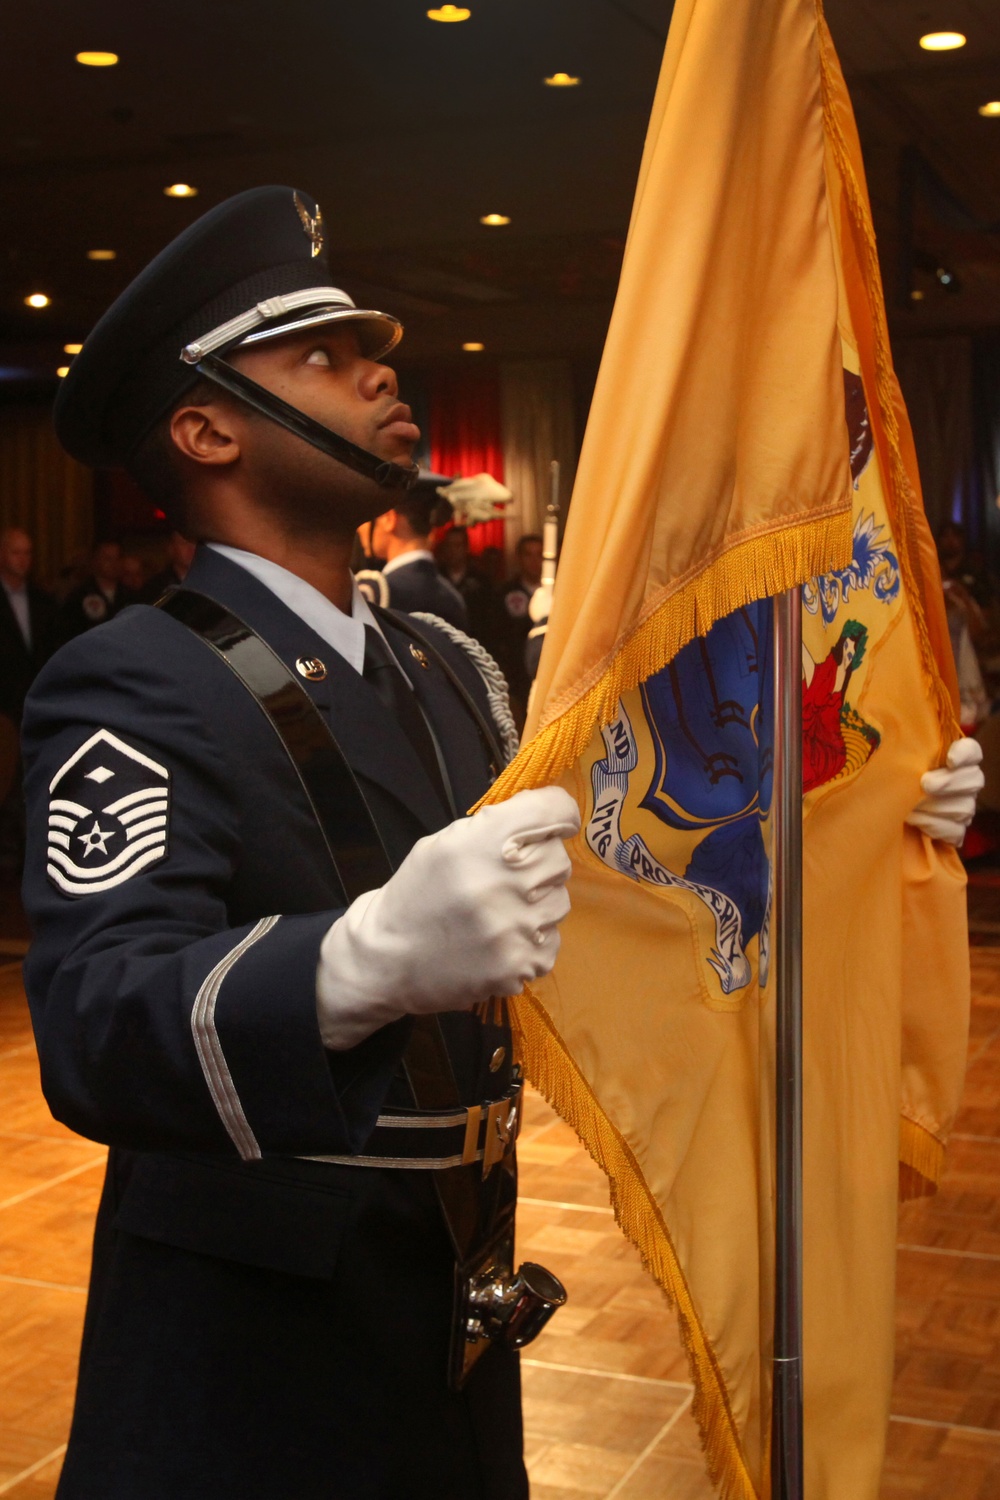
xmin=486 ymin=1 xmax=969 ymax=1496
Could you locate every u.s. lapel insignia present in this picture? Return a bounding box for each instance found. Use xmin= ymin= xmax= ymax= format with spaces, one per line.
xmin=296 ymin=656 xmax=327 ymax=682
xmin=293 ymin=192 xmax=324 ymax=258
xmin=46 ymin=728 xmax=170 ymax=898
xmin=409 ymin=644 xmax=429 ymax=669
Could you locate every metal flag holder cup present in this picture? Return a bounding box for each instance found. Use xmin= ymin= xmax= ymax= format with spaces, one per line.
xmin=772 ymin=588 xmax=805 ymax=1500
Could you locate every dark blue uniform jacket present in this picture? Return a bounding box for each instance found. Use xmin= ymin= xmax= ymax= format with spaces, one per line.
xmin=385 ymin=554 xmax=468 ymax=631
xmin=20 ymin=546 xmax=524 ymax=1500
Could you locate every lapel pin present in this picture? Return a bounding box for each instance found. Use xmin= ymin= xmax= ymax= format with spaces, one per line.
xmin=409 ymin=644 xmax=429 ymax=669
xmin=296 ymin=656 xmax=327 ymax=682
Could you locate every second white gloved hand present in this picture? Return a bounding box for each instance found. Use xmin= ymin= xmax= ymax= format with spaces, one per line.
xmin=905 ymin=736 xmax=984 ymax=847
xmin=316 ymin=786 xmax=581 ymax=1050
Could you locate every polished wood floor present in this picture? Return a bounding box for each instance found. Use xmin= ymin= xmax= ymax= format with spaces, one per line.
xmin=2 ymin=927 xmax=1000 ymax=1497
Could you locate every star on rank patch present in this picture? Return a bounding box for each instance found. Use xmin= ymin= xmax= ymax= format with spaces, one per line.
xmin=46 ymin=729 xmax=170 ymax=898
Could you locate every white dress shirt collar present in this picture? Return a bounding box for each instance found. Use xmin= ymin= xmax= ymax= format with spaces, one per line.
xmin=382 ymin=549 xmax=434 ymax=578
xmin=206 ymin=543 xmax=383 ymax=676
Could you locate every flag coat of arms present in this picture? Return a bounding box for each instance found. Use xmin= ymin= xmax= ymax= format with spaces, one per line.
xmin=484 ymin=1 xmax=969 ymax=1494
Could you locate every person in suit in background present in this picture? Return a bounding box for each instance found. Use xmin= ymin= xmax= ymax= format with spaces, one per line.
xmin=497 ymin=534 xmax=544 ymax=726
xmin=363 ymin=479 xmax=468 ymax=630
xmin=0 ymin=526 xmax=56 ymax=875
xmin=435 ymin=525 xmax=500 ymax=651
xmin=55 ymin=539 xmax=138 ymax=644
xmin=120 ymin=553 xmax=148 ymax=595
xmin=141 ymin=530 xmax=198 ymax=602
xmin=0 ymin=527 xmax=57 ymax=724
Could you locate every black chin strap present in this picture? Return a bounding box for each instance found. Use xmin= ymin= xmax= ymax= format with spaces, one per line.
xmin=192 ymin=352 xmax=419 ymax=492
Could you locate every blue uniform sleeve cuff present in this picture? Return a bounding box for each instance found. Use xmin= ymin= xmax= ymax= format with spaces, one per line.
xmin=210 ymin=911 xmax=409 ymax=1157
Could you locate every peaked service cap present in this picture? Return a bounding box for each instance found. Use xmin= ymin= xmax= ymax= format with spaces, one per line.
xmin=54 ymin=185 xmax=402 ymax=468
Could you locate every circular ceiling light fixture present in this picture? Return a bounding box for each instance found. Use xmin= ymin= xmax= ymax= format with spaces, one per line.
xmin=24 ymin=293 xmax=50 ymax=308
xmin=427 ymin=5 xmax=470 ymax=20
xmin=918 ymin=31 xmax=966 ymax=50
xmin=979 ymin=101 xmax=1000 ymax=117
xmin=76 ymin=50 xmax=119 ymax=66
xmin=56 ymin=366 xmax=70 ymax=378
xmin=164 ymin=183 xmax=198 ymax=198
xmin=462 ymin=342 xmax=485 ymax=352
xmin=86 ymin=249 xmax=116 ymax=261
xmin=910 ymin=288 xmax=925 ymax=302
xmin=64 ymin=343 xmax=83 ymax=354
xmin=480 ymin=213 xmax=510 ymax=227
xmin=544 ymin=72 xmax=580 ymax=87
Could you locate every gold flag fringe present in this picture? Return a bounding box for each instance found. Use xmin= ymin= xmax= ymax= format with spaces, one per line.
xmin=898 ymin=1116 xmax=946 ymax=1200
xmin=815 ymin=3 xmax=960 ymax=755
xmin=512 ymin=987 xmax=759 ymax=1500
xmin=480 ymin=505 xmax=851 ymax=809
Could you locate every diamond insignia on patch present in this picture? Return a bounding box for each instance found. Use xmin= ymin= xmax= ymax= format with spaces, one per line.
xmin=46 ymin=729 xmax=170 ymax=898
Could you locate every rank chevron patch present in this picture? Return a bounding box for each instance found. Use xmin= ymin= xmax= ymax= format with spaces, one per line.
xmin=46 ymin=729 xmax=170 ymax=897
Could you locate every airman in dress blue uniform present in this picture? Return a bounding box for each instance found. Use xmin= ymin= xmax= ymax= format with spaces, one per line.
xmin=21 ymin=186 xmax=579 ymax=1500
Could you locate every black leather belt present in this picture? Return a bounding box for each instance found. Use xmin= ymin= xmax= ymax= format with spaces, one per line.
xmin=303 ymin=1082 xmax=523 ymax=1172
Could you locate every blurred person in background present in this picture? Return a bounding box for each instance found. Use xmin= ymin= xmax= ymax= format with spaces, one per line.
xmin=142 ymin=530 xmax=198 ymax=601
xmin=55 ymin=539 xmax=137 ymax=644
xmin=497 ymin=533 xmax=543 ymax=724
xmin=361 ymin=482 xmax=468 ymax=629
xmin=0 ymin=526 xmax=56 ymax=876
xmin=0 ymin=527 xmax=57 ymax=724
xmin=435 ymin=525 xmax=498 ymax=649
xmin=120 ymin=553 xmax=148 ymax=595
xmin=937 ymin=522 xmax=989 ymax=640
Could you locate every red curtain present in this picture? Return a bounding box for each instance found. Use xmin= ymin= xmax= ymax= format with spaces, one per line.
xmin=429 ymin=370 xmax=506 ymax=554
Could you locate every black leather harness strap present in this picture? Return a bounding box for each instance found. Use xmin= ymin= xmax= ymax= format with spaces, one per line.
xmin=157 ymin=588 xmax=520 ymax=1187
xmin=160 ymin=587 xmax=394 ymax=901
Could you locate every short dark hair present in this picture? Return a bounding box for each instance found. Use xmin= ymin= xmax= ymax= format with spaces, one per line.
xmin=517 ymin=533 xmax=542 ymax=552
xmin=395 ymin=489 xmax=452 ymax=538
xmin=125 ymin=378 xmax=224 ymax=530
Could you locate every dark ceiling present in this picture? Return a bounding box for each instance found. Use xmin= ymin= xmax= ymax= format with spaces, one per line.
xmin=1 ymin=0 xmax=999 ymax=391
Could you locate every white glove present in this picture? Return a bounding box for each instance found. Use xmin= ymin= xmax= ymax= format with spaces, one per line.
xmin=905 ymin=736 xmax=984 ymax=847
xmin=316 ymin=786 xmax=580 ymax=1049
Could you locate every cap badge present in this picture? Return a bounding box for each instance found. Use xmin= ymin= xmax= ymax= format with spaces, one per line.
xmin=293 ymin=192 xmax=324 ymax=258
xmin=296 ymin=656 xmax=328 ymax=682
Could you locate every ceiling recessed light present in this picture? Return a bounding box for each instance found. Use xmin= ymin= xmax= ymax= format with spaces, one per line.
xmin=919 ymin=31 xmax=966 ymax=50
xmin=64 ymin=342 xmax=83 ymax=354
xmin=544 ymin=72 xmax=580 ymax=87
xmin=427 ymin=5 xmax=470 ymax=19
xmin=911 ymin=289 xmax=925 ymax=302
xmin=164 ymin=183 xmax=198 ymax=198
xmin=86 ymin=249 xmax=116 ymax=261
xmin=75 ymin=50 xmax=119 ymax=66
xmin=462 ymin=342 xmax=485 ymax=352
xmin=24 ymin=293 xmax=50 ymax=309
xmin=979 ymin=101 xmax=1000 ymax=117
xmin=56 ymin=366 xmax=70 ymax=378
xmin=480 ymin=213 xmax=510 ymax=227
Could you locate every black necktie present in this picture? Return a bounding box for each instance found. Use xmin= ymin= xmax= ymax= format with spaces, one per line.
xmin=362 ymin=625 xmax=452 ymax=815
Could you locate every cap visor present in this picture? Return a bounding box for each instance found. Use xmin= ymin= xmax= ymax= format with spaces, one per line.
xmin=238 ymin=307 xmax=402 ymax=360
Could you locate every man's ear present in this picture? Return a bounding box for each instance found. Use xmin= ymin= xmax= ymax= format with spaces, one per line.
xmin=170 ymin=402 xmax=241 ymax=468
xmin=376 ymin=509 xmax=399 ymax=538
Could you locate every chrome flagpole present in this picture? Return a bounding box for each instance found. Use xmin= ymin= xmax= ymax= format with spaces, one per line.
xmin=771 ymin=587 xmax=804 ymax=1500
